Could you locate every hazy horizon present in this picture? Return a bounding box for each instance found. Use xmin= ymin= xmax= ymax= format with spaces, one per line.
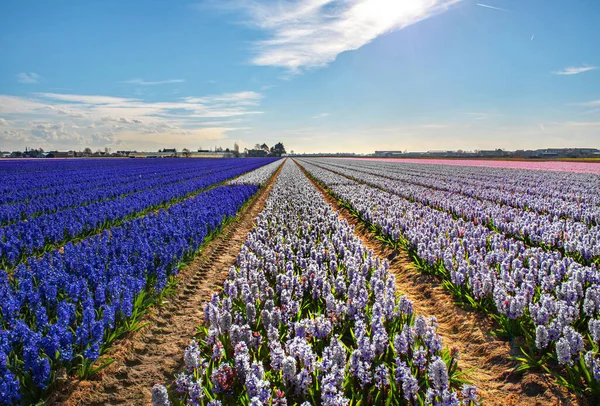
xmin=1 ymin=0 xmax=599 ymax=153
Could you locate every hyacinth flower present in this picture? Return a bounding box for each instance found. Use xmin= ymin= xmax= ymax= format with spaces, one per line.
xmin=0 ymin=181 xmax=261 ymax=404
xmin=298 ymin=158 xmax=600 ymax=396
xmin=154 ymin=161 xmax=479 ymax=405
xmin=0 ymin=158 xmax=274 ymax=271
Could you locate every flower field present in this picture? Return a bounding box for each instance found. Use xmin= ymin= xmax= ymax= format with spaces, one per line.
xmin=2 ymin=156 xmax=598 ymax=405
xmin=351 ymin=158 xmax=600 ymax=175
xmin=0 ymin=158 xmax=276 ymax=404
xmin=296 ymin=157 xmax=600 ymax=397
xmin=152 ymin=160 xmax=478 ymax=406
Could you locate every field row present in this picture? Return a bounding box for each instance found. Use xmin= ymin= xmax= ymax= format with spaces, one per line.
xmin=0 ymin=159 xmax=276 ymax=270
xmin=0 ymin=158 xmax=281 ymax=404
xmin=309 ymin=159 xmax=600 ymax=262
xmin=297 ymin=158 xmax=600 ymax=396
xmin=152 ymin=159 xmax=479 ymax=406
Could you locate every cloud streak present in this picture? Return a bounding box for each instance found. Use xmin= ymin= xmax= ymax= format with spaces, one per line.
xmin=312 ymin=113 xmax=330 ymax=118
xmin=16 ymin=72 xmax=41 ymax=84
xmin=553 ymin=65 xmax=597 ymax=75
xmin=122 ymin=78 xmax=186 ymax=85
xmin=227 ymin=0 xmax=461 ymax=72
xmin=579 ymin=100 xmax=600 ymax=107
xmin=476 ymin=3 xmax=509 ymax=12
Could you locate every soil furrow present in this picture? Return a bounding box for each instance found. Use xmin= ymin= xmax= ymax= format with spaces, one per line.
xmin=48 ymin=161 xmax=285 ymax=406
xmin=294 ymin=159 xmax=581 ymax=406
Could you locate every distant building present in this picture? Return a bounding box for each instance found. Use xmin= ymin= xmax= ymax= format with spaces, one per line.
xmin=375 ymin=150 xmax=404 ymax=157
xmin=187 ymin=151 xmax=234 ymax=158
xmin=46 ymin=151 xmax=75 ymax=158
xmin=129 ymin=152 xmax=177 ymax=158
xmin=115 ymin=150 xmax=136 ymax=157
xmin=246 ymin=149 xmax=269 ymax=157
xmin=129 ymin=150 xmax=234 ymax=158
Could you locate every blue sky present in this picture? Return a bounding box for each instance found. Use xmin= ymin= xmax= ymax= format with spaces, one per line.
xmin=0 ymin=0 xmax=599 ymax=153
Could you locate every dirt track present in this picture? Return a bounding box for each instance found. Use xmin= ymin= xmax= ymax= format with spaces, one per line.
xmin=49 ymin=162 xmax=284 ymax=406
xmin=295 ymin=159 xmax=580 ymax=406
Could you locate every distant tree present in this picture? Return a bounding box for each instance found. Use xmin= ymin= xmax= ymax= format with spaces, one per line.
xmin=83 ymin=147 xmax=92 ymax=156
xmin=260 ymin=143 xmax=269 ymax=153
xmin=254 ymin=144 xmax=261 ymax=150
xmin=233 ymin=142 xmax=240 ymax=157
xmin=182 ymin=148 xmax=191 ymax=157
xmin=270 ymin=142 xmax=286 ymax=157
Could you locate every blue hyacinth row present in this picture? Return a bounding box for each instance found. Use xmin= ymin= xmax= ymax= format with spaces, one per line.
xmin=0 ymin=159 xmax=275 ymax=269
xmin=0 ymin=183 xmax=259 ymax=404
xmin=0 ymin=159 xmax=253 ymax=225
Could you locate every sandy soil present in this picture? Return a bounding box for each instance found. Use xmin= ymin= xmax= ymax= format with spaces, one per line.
xmin=295 ymin=159 xmax=582 ymax=406
xmin=47 ymin=162 xmax=284 ymax=406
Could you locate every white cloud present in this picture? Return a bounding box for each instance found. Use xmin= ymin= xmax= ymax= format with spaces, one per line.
xmin=476 ymin=3 xmax=509 ymax=12
xmin=182 ymin=91 xmax=263 ymax=106
xmin=35 ymin=93 xmax=135 ymax=105
xmin=552 ymin=65 xmax=597 ymax=75
xmin=92 ymin=131 xmax=120 ymax=144
xmin=30 ymin=122 xmax=85 ymax=143
xmin=16 ymin=72 xmax=41 ymax=84
xmin=312 ymin=113 xmax=330 ymax=118
xmin=122 ymin=78 xmax=185 ymax=85
xmin=580 ymin=100 xmax=600 ymax=107
xmin=564 ymin=121 xmax=600 ymax=127
xmin=0 ymin=118 xmax=8 ymax=126
xmin=0 ymin=90 xmax=265 ymax=150
xmin=45 ymin=106 xmax=89 ymax=118
xmin=101 ymin=116 xmax=143 ymax=124
xmin=0 ymin=128 xmax=30 ymax=142
xmin=229 ymin=0 xmax=461 ymax=72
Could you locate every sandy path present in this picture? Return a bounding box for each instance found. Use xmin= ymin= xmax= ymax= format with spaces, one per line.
xmin=295 ymin=159 xmax=581 ymax=406
xmin=48 ymin=162 xmax=284 ymax=406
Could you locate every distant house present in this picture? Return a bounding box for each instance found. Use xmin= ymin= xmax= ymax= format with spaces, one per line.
xmin=116 ymin=150 xmax=136 ymax=157
xmin=246 ymin=149 xmax=268 ymax=157
xmin=1 ymin=152 xmax=11 ymax=158
xmin=129 ymin=152 xmax=177 ymax=158
xmin=187 ymin=151 xmax=234 ymax=158
xmin=375 ymin=150 xmax=404 ymax=157
xmin=46 ymin=151 xmax=75 ymax=158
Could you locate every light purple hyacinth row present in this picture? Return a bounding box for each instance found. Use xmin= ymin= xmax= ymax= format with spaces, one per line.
xmin=322 ymin=158 xmax=600 ymax=224
xmin=152 ymin=160 xmax=479 ymax=405
xmin=338 ymin=158 xmax=600 ymax=207
xmin=297 ymin=158 xmax=600 ymax=379
xmin=306 ymin=159 xmax=600 ymax=262
xmin=227 ymin=159 xmax=285 ymax=186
